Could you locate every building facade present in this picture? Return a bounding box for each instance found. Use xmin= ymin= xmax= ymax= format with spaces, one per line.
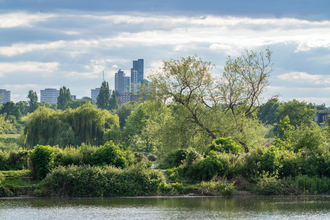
xmin=313 ymin=110 xmax=330 ymax=126
xmin=0 ymin=89 xmax=10 ymax=105
xmin=40 ymin=88 xmax=59 ymax=104
xmin=115 ymin=69 xmax=130 ymax=95
xmin=131 ymin=59 xmax=144 ymax=93
xmin=91 ymin=88 xmax=100 ymax=103
xmin=117 ymin=95 xmax=131 ymax=107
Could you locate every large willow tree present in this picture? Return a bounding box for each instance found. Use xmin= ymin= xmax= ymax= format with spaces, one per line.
xmin=148 ymin=49 xmax=275 ymax=152
xmin=24 ymin=104 xmax=119 ymax=148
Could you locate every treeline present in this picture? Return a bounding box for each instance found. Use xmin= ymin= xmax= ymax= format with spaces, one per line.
xmin=2 ymin=49 xmax=330 ymax=196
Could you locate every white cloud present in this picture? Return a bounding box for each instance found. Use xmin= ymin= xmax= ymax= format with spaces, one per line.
xmin=1 ymin=13 xmax=330 ymax=57
xmin=112 ymin=64 xmax=118 ymax=68
xmin=295 ymin=36 xmax=330 ymax=52
xmin=276 ymin=71 xmax=330 ymax=87
xmin=0 ymin=62 xmax=58 ymax=72
xmin=0 ymin=13 xmax=56 ymax=28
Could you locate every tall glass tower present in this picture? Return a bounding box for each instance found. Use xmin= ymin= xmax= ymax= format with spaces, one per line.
xmin=131 ymin=59 xmax=144 ymax=93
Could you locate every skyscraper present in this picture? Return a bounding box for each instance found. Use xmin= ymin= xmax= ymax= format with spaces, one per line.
xmin=115 ymin=69 xmax=130 ymax=95
xmin=40 ymin=88 xmax=59 ymax=104
xmin=0 ymin=89 xmax=10 ymax=105
xmin=131 ymin=59 xmax=144 ymax=93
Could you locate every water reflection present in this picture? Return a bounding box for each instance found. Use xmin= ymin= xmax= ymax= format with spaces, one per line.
xmin=1 ymin=196 xmax=330 ymax=219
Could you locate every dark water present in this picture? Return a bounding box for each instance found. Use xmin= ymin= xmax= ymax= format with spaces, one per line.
xmin=1 ymin=196 xmax=330 ymax=219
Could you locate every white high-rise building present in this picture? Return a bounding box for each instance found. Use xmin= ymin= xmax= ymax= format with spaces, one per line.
xmin=40 ymin=88 xmax=59 ymax=104
xmin=0 ymin=89 xmax=10 ymax=105
xmin=91 ymin=88 xmax=101 ymax=103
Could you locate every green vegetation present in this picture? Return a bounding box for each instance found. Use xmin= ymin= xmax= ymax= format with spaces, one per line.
xmin=2 ymin=50 xmax=330 ymax=198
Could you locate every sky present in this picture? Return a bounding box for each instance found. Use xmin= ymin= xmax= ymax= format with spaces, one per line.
xmin=0 ymin=0 xmax=330 ymax=105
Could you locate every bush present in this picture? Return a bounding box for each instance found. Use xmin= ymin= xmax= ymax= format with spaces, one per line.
xmin=29 ymin=145 xmax=54 ymax=180
xmin=0 ymin=172 xmax=4 ymax=183
xmin=261 ymin=146 xmax=279 ymax=174
xmin=241 ymin=147 xmax=265 ymax=179
xmin=184 ymin=151 xmax=229 ymax=181
xmin=294 ymin=175 xmax=330 ymax=194
xmin=206 ymin=137 xmax=241 ymax=155
xmin=39 ymin=164 xmax=171 ymax=197
xmin=0 ymin=149 xmax=30 ymax=170
xmin=158 ymin=149 xmax=189 ymax=169
xmin=254 ymin=171 xmax=284 ymax=195
xmin=91 ymin=141 xmax=128 ymax=168
xmin=198 ymin=179 xmax=235 ymax=196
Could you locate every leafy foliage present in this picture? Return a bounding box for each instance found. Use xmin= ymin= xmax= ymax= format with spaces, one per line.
xmin=24 ymin=104 xmax=119 ymax=148
xmin=57 ymin=86 xmax=72 ymax=110
xmin=91 ymin=141 xmax=128 ymax=168
xmin=97 ymin=81 xmax=111 ymax=110
xmin=29 ymin=145 xmax=54 ymax=180
xmin=27 ymin=90 xmax=38 ymax=113
xmin=206 ymin=137 xmax=241 ymax=155
xmin=39 ymin=164 xmax=171 ymax=197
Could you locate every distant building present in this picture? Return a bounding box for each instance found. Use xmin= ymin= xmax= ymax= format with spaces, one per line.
xmin=115 ymin=69 xmax=130 ymax=95
xmin=71 ymin=95 xmax=76 ymax=100
xmin=91 ymin=88 xmax=100 ymax=103
xmin=131 ymin=59 xmax=144 ymax=93
xmin=40 ymin=88 xmax=59 ymax=105
xmin=117 ymin=95 xmax=131 ymax=107
xmin=313 ymin=110 xmax=330 ymax=126
xmin=0 ymin=89 xmax=10 ymax=105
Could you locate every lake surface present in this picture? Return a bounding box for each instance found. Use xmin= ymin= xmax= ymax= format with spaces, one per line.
xmin=1 ymin=196 xmax=330 ymax=219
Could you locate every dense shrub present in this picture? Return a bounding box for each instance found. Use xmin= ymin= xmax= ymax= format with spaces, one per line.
xmin=39 ymin=164 xmax=171 ymax=197
xmin=158 ymin=149 xmax=189 ymax=169
xmin=261 ymin=146 xmax=279 ymax=174
xmin=0 ymin=149 xmax=29 ymax=170
xmin=180 ymin=151 xmax=230 ymax=181
xmin=198 ymin=180 xmax=235 ymax=196
xmin=240 ymin=147 xmax=265 ymax=179
xmin=293 ymin=175 xmax=330 ymax=194
xmin=91 ymin=141 xmax=128 ymax=168
xmin=0 ymin=172 xmax=4 ymax=183
xmin=254 ymin=172 xmax=284 ymax=195
xmin=206 ymin=137 xmax=241 ymax=155
xmin=29 ymin=145 xmax=54 ymax=180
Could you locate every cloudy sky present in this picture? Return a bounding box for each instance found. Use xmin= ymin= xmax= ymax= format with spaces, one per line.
xmin=0 ymin=0 xmax=330 ymax=105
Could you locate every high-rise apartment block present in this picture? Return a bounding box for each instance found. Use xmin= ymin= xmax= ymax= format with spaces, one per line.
xmin=40 ymin=88 xmax=59 ymax=104
xmin=131 ymin=59 xmax=144 ymax=93
xmin=115 ymin=69 xmax=130 ymax=95
xmin=0 ymin=89 xmax=10 ymax=105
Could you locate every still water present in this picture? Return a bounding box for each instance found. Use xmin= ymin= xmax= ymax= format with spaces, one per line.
xmin=1 ymin=196 xmax=330 ymax=220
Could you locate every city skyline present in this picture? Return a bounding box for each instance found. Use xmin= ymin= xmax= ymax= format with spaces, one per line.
xmin=0 ymin=1 xmax=329 ymax=105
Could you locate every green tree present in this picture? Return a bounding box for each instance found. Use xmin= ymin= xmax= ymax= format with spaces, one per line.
xmin=24 ymin=104 xmax=119 ymax=148
xmin=148 ymin=49 xmax=273 ymax=152
xmin=66 ymin=99 xmax=95 ymax=109
xmin=109 ymin=90 xmax=119 ymax=111
xmin=114 ymin=101 xmax=139 ymax=129
xmin=27 ymin=90 xmax=38 ymax=113
xmin=258 ymin=98 xmax=281 ymax=125
xmin=82 ymin=97 xmax=94 ymax=103
xmin=97 ymin=81 xmax=110 ymax=110
xmin=313 ymin=103 xmax=328 ymax=110
xmin=277 ymin=99 xmax=316 ymax=128
xmin=16 ymin=101 xmax=28 ymax=116
xmin=0 ymin=101 xmax=22 ymax=121
xmin=57 ymin=86 xmax=72 ymax=110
